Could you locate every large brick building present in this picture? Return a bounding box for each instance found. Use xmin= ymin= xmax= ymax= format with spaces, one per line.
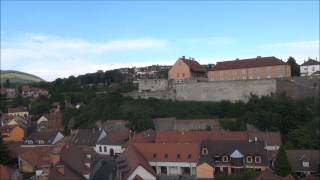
xmin=208 ymin=56 xmax=291 ymax=81
xmin=168 ymin=56 xmax=207 ymax=80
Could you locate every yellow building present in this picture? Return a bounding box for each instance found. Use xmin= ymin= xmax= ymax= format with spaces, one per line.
xmin=168 ymin=56 xmax=207 ymax=80
xmin=208 ymin=56 xmax=291 ymax=81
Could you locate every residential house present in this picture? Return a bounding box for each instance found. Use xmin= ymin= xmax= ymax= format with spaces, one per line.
xmin=70 ymin=128 xmax=106 ymax=147
xmin=0 ymin=87 xmax=16 ymax=99
xmin=196 ymin=140 xmax=269 ymax=179
xmin=22 ymin=85 xmax=49 ymax=98
xmin=287 ymin=150 xmax=320 ymax=178
xmin=117 ymin=145 xmax=157 ymax=180
xmin=1 ymin=125 xmax=26 ymax=142
xmin=208 ymin=56 xmax=291 ymax=81
xmin=168 ymin=56 xmax=207 ymax=80
xmin=18 ymin=147 xmax=53 ymax=173
xmin=300 ymin=58 xmax=320 ymax=76
xmin=22 ymin=130 xmax=64 ymax=147
xmin=37 ymin=111 xmax=63 ymax=131
xmin=0 ymin=164 xmax=23 ymax=180
xmin=8 ymin=107 xmax=29 ymax=118
xmin=95 ymin=129 xmax=129 ymax=156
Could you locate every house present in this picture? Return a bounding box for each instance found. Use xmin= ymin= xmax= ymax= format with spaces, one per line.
xmin=22 ymin=85 xmax=49 ymax=98
xmin=8 ymin=107 xmax=29 ymax=118
xmin=196 ymin=140 xmax=269 ymax=179
xmin=0 ymin=164 xmax=23 ymax=180
xmin=22 ymin=130 xmax=64 ymax=147
xmin=70 ymin=128 xmax=106 ymax=147
xmin=117 ymin=145 xmax=157 ymax=180
xmin=287 ymin=150 xmax=320 ymax=177
xmin=1 ymin=125 xmax=26 ymax=142
xmin=37 ymin=111 xmax=63 ymax=131
xmin=94 ymin=129 xmax=129 ymax=156
xmin=18 ymin=147 xmax=53 ymax=173
xmin=0 ymin=87 xmax=16 ymax=99
xmin=168 ymin=56 xmax=207 ymax=80
xmin=300 ymin=58 xmax=320 ymax=76
xmin=208 ymin=56 xmax=291 ymax=81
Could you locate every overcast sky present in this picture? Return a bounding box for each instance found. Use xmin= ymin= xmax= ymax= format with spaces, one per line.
xmin=1 ymin=1 xmax=319 ymax=81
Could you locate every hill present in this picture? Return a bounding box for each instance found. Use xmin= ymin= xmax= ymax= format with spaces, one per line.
xmin=0 ymin=70 xmax=45 ymax=85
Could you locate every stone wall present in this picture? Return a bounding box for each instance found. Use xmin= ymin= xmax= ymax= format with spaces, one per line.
xmin=128 ymin=77 xmax=319 ymax=102
xmin=175 ymin=79 xmax=277 ymax=102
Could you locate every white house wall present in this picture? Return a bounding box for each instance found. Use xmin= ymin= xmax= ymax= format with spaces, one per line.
xmin=149 ymin=161 xmax=197 ymax=176
xmin=300 ymin=65 xmax=320 ymax=76
xmin=94 ymin=144 xmax=124 ymax=155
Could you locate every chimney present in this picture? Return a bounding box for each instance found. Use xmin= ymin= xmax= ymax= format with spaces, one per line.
xmin=56 ymin=164 xmax=65 ymax=175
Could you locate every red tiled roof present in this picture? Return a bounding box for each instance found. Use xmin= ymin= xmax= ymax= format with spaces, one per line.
xmin=209 ymin=130 xmax=248 ymax=141
xmin=0 ymin=165 xmax=14 ymax=180
xmin=45 ymin=111 xmax=63 ymax=130
xmin=301 ymin=59 xmax=320 ymax=66
xmin=19 ymin=147 xmax=53 ymax=168
xmin=255 ymin=169 xmax=294 ymax=180
xmin=98 ymin=129 xmax=130 ymax=145
xmin=8 ymin=107 xmax=28 ymax=113
xmin=155 ymin=131 xmax=210 ymax=143
xmin=248 ymin=131 xmax=282 ymax=146
xmin=134 ymin=143 xmax=200 ymax=162
xmin=181 ymin=59 xmax=207 ymax=72
xmin=118 ymin=145 xmax=156 ymax=180
xmin=210 ymin=56 xmax=287 ymax=71
xmin=126 ymin=129 xmax=156 ymax=146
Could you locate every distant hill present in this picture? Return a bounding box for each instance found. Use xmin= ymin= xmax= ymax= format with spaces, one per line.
xmin=0 ymin=70 xmax=45 ymax=85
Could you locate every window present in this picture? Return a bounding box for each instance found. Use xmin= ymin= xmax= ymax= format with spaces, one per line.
xmin=182 ymin=73 xmax=185 ymax=77
xmin=164 ymin=154 xmax=168 ymax=158
xmin=99 ymin=146 xmax=102 ymax=152
xmin=312 ymin=67 xmax=315 ymax=71
xmin=304 ymin=67 xmax=308 ymax=71
xmin=104 ymin=146 xmax=107 ymax=152
xmin=177 ymin=154 xmax=180 ymax=159
xmin=246 ymin=156 xmax=253 ymax=163
xmin=302 ymin=161 xmax=309 ymax=167
xmin=153 ymin=153 xmax=157 ymax=158
xmin=255 ymin=156 xmax=261 ymax=163
xmin=188 ymin=154 xmax=192 ymax=159
xmin=202 ymin=148 xmax=208 ymax=155
xmin=222 ymin=156 xmax=228 ymax=163
xmin=177 ymin=73 xmax=180 ymax=78
xmin=214 ymin=155 xmax=221 ymax=163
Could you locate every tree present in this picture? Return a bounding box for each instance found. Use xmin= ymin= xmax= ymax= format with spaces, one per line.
xmin=274 ymin=146 xmax=292 ymax=177
xmin=286 ymin=57 xmax=300 ymax=76
xmin=126 ymin=113 xmax=154 ymax=133
xmin=4 ymin=79 xmax=11 ymax=88
xmin=0 ymin=136 xmax=13 ymax=165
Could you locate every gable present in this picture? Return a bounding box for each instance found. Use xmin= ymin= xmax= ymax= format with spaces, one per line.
xmin=169 ymin=60 xmax=190 ymax=75
xmin=127 ymin=165 xmax=156 ymax=180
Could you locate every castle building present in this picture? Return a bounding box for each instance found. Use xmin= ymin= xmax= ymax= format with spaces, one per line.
xmin=168 ymin=56 xmax=207 ymax=80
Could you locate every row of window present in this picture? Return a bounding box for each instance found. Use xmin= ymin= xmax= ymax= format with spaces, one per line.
xmin=24 ymin=139 xmax=48 ymax=144
xmin=152 ymin=153 xmax=192 ymax=159
xmin=201 ymin=148 xmax=262 ymax=163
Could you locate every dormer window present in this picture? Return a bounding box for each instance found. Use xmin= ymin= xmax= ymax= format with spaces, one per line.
xmin=153 ymin=153 xmax=157 ymax=158
xmin=164 ymin=154 xmax=168 ymax=158
xmin=222 ymin=156 xmax=228 ymax=163
xmin=246 ymin=156 xmax=253 ymax=163
xmin=188 ymin=154 xmax=192 ymax=159
xmin=202 ymin=147 xmax=208 ymax=155
xmin=302 ymin=161 xmax=309 ymax=167
xmin=37 ymin=140 xmax=45 ymax=144
xmin=177 ymin=154 xmax=180 ymax=159
xmin=255 ymin=156 xmax=261 ymax=163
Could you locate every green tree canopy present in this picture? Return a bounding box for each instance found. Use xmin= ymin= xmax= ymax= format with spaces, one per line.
xmin=274 ymin=146 xmax=292 ymax=177
xmin=287 ymin=57 xmax=300 ymax=76
xmin=126 ymin=112 xmax=154 ymax=133
xmin=0 ymin=136 xmax=14 ymax=165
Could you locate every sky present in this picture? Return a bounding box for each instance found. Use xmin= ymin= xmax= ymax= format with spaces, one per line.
xmin=1 ymin=1 xmax=319 ymax=81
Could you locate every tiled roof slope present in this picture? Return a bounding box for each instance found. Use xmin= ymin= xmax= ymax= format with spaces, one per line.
xmin=287 ymin=150 xmax=320 ymax=172
xmin=301 ymin=59 xmax=320 ymax=66
xmin=181 ymin=59 xmax=207 ymax=72
xmin=155 ymin=130 xmax=210 ymax=143
xmin=210 ymin=56 xmax=287 ymax=71
xmin=134 ymin=143 xmax=199 ymax=162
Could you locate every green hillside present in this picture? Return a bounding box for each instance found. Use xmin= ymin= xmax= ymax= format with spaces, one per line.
xmin=0 ymin=70 xmax=45 ymax=84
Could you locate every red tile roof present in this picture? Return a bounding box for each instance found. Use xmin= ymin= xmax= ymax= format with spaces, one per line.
xmin=126 ymin=129 xmax=156 ymax=146
xmin=209 ymin=130 xmax=248 ymax=141
xmin=8 ymin=107 xmax=28 ymax=113
xmin=210 ymin=56 xmax=287 ymax=71
xmin=117 ymin=145 xmax=156 ymax=179
xmin=19 ymin=147 xmax=53 ymax=168
xmin=45 ymin=111 xmax=63 ymax=130
xmin=301 ymin=59 xmax=320 ymax=66
xmin=181 ymin=59 xmax=207 ymax=72
xmin=155 ymin=131 xmax=210 ymax=143
xmin=0 ymin=165 xmax=14 ymax=180
xmin=134 ymin=143 xmax=200 ymax=162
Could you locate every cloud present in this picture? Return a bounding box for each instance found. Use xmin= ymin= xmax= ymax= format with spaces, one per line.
xmin=1 ymin=33 xmax=168 ymax=81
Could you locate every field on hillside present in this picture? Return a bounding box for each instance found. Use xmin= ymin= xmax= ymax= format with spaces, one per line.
xmin=0 ymin=70 xmax=45 ymax=84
